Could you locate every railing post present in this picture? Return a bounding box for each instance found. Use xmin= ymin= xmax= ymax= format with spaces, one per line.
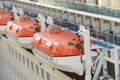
xmin=96 ymin=30 xmax=99 ymax=40
xmin=113 ymin=34 xmax=115 ymax=45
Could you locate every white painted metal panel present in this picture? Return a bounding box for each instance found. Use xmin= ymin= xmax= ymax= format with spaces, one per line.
xmin=0 ymin=35 xmax=73 ymax=80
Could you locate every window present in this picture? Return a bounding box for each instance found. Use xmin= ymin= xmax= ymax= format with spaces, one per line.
xmin=118 ymin=49 xmax=120 ymax=60
xmin=14 ymin=67 xmax=16 ymax=75
xmin=83 ymin=0 xmax=86 ymax=3
xmin=21 ymin=73 xmax=23 ymax=80
xmin=8 ymin=62 xmax=10 ymax=69
xmin=9 ymin=46 xmax=11 ymax=54
xmin=85 ymin=16 xmax=90 ymax=19
xmin=19 ymin=53 xmax=21 ymax=61
xmin=27 ymin=58 xmax=29 ymax=68
xmin=17 ymin=70 xmax=20 ymax=78
xmin=24 ymin=76 xmax=27 ymax=80
xmin=107 ymin=50 xmax=111 ymax=58
xmin=46 ymin=72 xmax=50 ymax=80
xmin=11 ymin=48 xmax=14 ymax=56
xmin=31 ymin=61 xmax=34 ymax=71
xmin=41 ymin=68 xmax=44 ymax=79
xmin=68 ymin=42 xmax=74 ymax=46
xmin=10 ymin=64 xmax=13 ymax=71
xmin=99 ymin=48 xmax=102 ymax=52
xmin=103 ymin=20 xmax=109 ymax=23
xmin=75 ymin=0 xmax=82 ymax=2
xmin=115 ymin=22 xmax=120 ymax=26
xmin=119 ymin=64 xmax=120 ymax=75
xmin=22 ymin=55 xmax=25 ymax=64
xmin=36 ymin=65 xmax=39 ymax=75
xmin=29 ymin=26 xmax=34 ymax=29
xmin=96 ymin=0 xmax=98 ymax=5
xmin=94 ymin=18 xmax=99 ymax=21
xmin=15 ymin=50 xmax=18 ymax=59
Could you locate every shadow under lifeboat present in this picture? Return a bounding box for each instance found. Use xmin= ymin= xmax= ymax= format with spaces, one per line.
xmin=32 ymin=26 xmax=93 ymax=75
xmin=0 ymin=10 xmax=13 ymax=34
xmin=6 ymin=15 xmax=39 ymax=48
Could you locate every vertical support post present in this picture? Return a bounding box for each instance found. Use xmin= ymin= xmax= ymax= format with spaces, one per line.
xmin=75 ymin=14 xmax=78 ymax=24
xmin=111 ymin=21 xmax=115 ymax=44
xmin=77 ymin=26 xmax=92 ymax=80
xmin=68 ymin=13 xmax=75 ymax=23
xmin=90 ymin=17 xmax=94 ymax=28
xmin=82 ymin=16 xmax=85 ymax=25
xmin=68 ymin=12 xmax=71 ymax=21
xmin=12 ymin=7 xmax=18 ymax=20
xmin=75 ymin=14 xmax=82 ymax=25
xmin=102 ymin=49 xmax=108 ymax=76
xmin=47 ymin=16 xmax=53 ymax=25
xmin=98 ymin=19 xmax=102 ymax=31
xmin=114 ymin=47 xmax=119 ymax=80
xmin=103 ymin=61 xmax=108 ymax=75
xmin=61 ymin=10 xmax=64 ymax=20
xmin=41 ymin=16 xmax=45 ymax=32
xmin=83 ymin=29 xmax=92 ymax=80
xmin=37 ymin=14 xmax=45 ymax=32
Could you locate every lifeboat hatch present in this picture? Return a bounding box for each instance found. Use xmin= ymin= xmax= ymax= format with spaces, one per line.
xmin=7 ymin=33 xmax=32 ymax=49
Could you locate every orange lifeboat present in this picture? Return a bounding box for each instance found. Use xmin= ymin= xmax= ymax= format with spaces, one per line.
xmin=6 ymin=15 xmax=39 ymax=37
xmin=0 ymin=10 xmax=13 ymax=25
xmin=32 ymin=26 xmax=95 ymax=75
xmin=32 ymin=27 xmax=84 ymax=57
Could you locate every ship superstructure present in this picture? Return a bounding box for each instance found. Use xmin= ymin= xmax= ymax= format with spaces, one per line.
xmin=0 ymin=0 xmax=120 ymax=80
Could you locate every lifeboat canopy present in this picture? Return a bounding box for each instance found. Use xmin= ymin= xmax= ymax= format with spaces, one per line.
xmin=32 ymin=27 xmax=85 ymax=57
xmin=0 ymin=10 xmax=13 ymax=25
xmin=6 ymin=15 xmax=39 ymax=37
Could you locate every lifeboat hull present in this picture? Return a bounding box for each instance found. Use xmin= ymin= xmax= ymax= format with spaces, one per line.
xmin=7 ymin=33 xmax=32 ymax=49
xmin=33 ymin=47 xmax=84 ymax=76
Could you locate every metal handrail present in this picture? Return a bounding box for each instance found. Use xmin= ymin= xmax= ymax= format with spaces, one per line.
xmin=90 ymin=28 xmax=120 ymax=46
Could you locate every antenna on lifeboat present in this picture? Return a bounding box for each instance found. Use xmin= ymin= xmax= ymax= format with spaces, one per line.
xmin=37 ymin=13 xmax=45 ymax=32
xmin=11 ymin=6 xmax=18 ymax=20
xmin=12 ymin=6 xmax=25 ymax=20
xmin=46 ymin=16 xmax=53 ymax=26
